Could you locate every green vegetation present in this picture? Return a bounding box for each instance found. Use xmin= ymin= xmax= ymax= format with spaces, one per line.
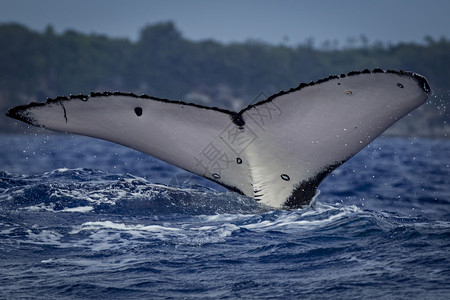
xmin=0 ymin=22 xmax=448 ymax=137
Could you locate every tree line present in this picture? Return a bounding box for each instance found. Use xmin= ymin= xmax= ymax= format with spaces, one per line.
xmin=0 ymin=22 xmax=448 ymax=136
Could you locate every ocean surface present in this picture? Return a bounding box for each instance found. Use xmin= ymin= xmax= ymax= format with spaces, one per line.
xmin=0 ymin=134 xmax=449 ymax=299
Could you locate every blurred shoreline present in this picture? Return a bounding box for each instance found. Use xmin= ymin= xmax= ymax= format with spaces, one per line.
xmin=1 ymin=22 xmax=448 ymax=137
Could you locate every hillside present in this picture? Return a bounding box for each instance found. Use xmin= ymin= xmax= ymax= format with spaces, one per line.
xmin=0 ymin=22 xmax=448 ymax=137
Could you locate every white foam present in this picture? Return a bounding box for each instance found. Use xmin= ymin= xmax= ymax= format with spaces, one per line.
xmin=62 ymin=206 xmax=94 ymax=213
xmin=14 ymin=203 xmax=371 ymax=252
xmin=242 ymin=204 xmax=361 ymax=231
xmin=23 ymin=203 xmax=94 ymax=213
xmin=25 ymin=229 xmax=63 ymax=246
xmin=65 ymin=219 xmax=244 ymax=250
xmin=202 ymin=213 xmax=252 ymax=223
xmin=23 ymin=203 xmax=56 ymax=212
xmin=70 ymin=221 xmax=182 ymax=243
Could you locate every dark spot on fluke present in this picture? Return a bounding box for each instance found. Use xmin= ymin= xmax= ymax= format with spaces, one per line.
xmin=281 ymin=174 xmax=290 ymax=181
xmin=386 ymin=70 xmax=430 ymax=93
xmin=236 ymin=158 xmax=242 ymax=164
xmin=397 ymin=83 xmax=404 ymax=88
xmin=134 ymin=107 xmax=143 ymax=116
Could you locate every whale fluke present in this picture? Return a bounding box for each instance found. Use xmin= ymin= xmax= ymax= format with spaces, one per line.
xmin=6 ymin=69 xmax=430 ymax=208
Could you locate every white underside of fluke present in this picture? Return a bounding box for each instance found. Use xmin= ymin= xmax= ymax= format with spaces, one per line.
xmin=7 ymin=69 xmax=430 ymax=208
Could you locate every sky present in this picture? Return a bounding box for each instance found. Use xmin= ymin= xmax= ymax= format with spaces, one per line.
xmin=1 ymin=0 xmax=449 ymax=47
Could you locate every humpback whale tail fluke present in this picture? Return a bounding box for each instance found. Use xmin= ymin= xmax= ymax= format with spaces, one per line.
xmin=6 ymin=69 xmax=430 ymax=208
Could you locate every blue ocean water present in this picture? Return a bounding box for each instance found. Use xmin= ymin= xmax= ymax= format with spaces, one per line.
xmin=0 ymin=134 xmax=449 ymax=299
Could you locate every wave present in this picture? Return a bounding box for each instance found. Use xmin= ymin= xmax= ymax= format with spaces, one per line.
xmin=0 ymin=168 xmax=268 ymax=215
xmin=1 ymin=168 xmax=448 ymax=252
xmin=2 ymin=201 xmax=448 ymax=255
xmin=1 ymin=137 xmax=449 ymax=299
